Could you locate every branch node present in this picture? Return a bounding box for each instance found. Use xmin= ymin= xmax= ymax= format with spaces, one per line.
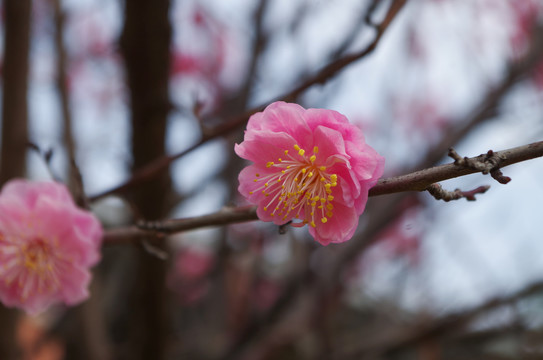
xmin=137 ymin=220 xmax=166 ymax=232
xmin=449 ymin=147 xmax=511 ymax=184
xmin=426 ymin=183 xmax=490 ymax=202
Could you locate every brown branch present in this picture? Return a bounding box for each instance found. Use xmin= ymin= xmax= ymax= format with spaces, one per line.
xmin=369 ymin=141 xmax=543 ymax=196
xmin=89 ymin=0 xmax=407 ymax=202
xmin=237 ymin=0 xmax=269 ymax=109
xmin=103 ymin=140 xmax=543 ymax=242
xmin=52 ymin=0 xmax=76 ymax=184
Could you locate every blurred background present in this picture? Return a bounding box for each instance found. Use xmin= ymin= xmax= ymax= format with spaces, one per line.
xmin=2 ymin=0 xmax=543 ymax=359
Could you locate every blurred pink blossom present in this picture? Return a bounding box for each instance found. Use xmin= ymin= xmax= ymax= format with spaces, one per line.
xmin=0 ymin=179 xmax=103 ymax=314
xmin=168 ymin=249 xmax=215 ymax=305
xmin=175 ymin=249 xmax=214 ymax=281
xmin=235 ymin=102 xmax=385 ymax=245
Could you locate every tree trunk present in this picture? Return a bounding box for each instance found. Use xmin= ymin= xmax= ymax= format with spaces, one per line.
xmin=0 ymin=0 xmax=31 ymax=358
xmin=119 ymin=0 xmax=172 ymax=359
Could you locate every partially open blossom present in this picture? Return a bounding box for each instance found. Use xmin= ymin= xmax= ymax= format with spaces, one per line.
xmin=0 ymin=179 xmax=103 ymax=314
xmin=235 ymin=102 xmax=385 ymax=245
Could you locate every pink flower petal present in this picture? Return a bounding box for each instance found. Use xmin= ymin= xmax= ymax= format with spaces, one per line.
xmin=308 ymin=201 xmax=359 ymax=245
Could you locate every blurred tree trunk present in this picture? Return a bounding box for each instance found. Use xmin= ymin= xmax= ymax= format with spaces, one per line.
xmin=1 ymin=0 xmax=30 ymax=183
xmin=0 ymin=0 xmax=31 ymax=358
xmin=120 ymin=0 xmax=172 ymax=359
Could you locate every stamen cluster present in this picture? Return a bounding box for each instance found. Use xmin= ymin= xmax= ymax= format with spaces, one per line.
xmin=250 ymin=144 xmax=337 ymax=228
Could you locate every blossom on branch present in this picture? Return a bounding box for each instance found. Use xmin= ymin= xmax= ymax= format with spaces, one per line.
xmin=0 ymin=180 xmax=103 ymax=314
xmin=235 ymin=102 xmax=385 ymax=245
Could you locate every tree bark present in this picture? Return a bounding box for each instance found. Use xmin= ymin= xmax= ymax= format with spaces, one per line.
xmin=119 ymin=0 xmax=172 ymax=359
xmin=1 ymin=0 xmax=30 ymax=184
xmin=0 ymin=0 xmax=31 ymax=358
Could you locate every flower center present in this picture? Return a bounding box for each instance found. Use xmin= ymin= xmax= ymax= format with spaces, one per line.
xmin=0 ymin=234 xmax=64 ymax=301
xmin=22 ymin=239 xmax=53 ymax=273
xmin=250 ymin=144 xmax=337 ymax=227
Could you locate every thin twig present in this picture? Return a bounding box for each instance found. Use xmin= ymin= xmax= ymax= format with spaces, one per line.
xmin=426 ymin=183 xmax=490 ymax=202
xmin=53 ymin=0 xmax=76 ymax=185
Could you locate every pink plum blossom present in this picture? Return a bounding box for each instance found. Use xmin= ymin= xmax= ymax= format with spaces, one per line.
xmin=235 ymin=101 xmax=385 ymax=245
xmin=0 ymin=179 xmax=103 ymax=314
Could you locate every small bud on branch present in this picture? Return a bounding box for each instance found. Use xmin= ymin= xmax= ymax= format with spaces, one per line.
xmin=426 ymin=183 xmax=491 ymax=202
